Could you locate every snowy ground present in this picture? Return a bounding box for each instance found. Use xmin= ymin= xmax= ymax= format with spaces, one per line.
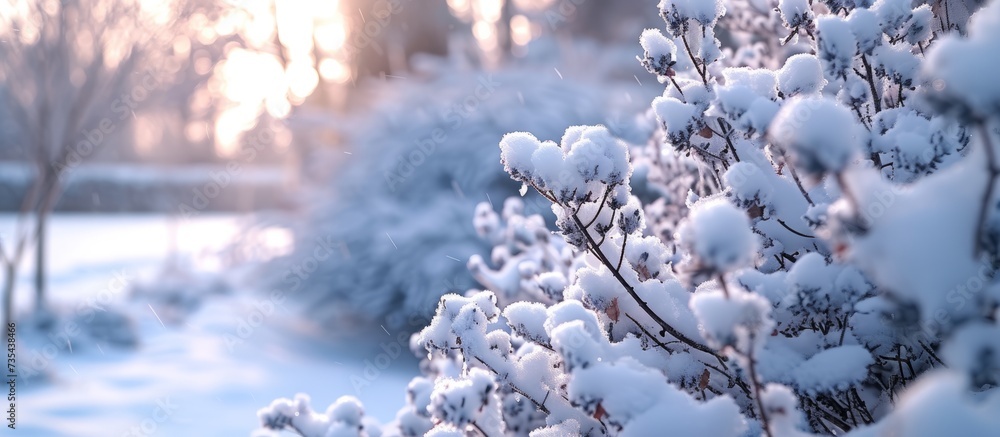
xmin=3 ymin=214 xmax=416 ymax=436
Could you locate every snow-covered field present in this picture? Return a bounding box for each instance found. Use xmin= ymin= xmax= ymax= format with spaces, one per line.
xmin=3 ymin=214 xmax=415 ymax=436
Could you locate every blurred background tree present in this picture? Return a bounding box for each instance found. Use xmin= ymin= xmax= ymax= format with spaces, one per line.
xmin=0 ymin=0 xmax=228 ymax=326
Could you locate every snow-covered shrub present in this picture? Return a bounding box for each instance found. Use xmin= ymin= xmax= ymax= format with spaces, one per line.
xmin=269 ymin=59 xmax=650 ymax=333
xmin=260 ymin=1 xmax=1000 ymax=436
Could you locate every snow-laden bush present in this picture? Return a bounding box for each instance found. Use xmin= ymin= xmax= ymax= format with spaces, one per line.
xmin=268 ymin=59 xmax=650 ymax=333
xmin=259 ymin=1 xmax=1000 ymax=435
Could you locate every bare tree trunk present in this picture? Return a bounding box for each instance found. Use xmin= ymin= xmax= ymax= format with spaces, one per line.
xmin=32 ymin=168 xmax=59 ymax=317
xmin=3 ymin=262 xmax=14 ymax=331
xmin=498 ymin=0 xmax=513 ymax=62
xmin=33 ymin=210 xmax=46 ymax=314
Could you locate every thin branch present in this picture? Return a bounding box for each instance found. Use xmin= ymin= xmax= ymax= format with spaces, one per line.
xmin=568 ymin=210 xmax=721 ymax=359
xmin=691 ymin=144 xmax=727 ymax=163
xmin=782 ymin=25 xmax=800 ymax=45
xmin=850 ymin=387 xmax=874 ymax=424
xmin=844 ymin=390 xmax=859 ymax=427
xmin=702 ymin=361 xmax=753 ymax=397
xmin=773 ymin=254 xmax=786 ymax=270
xmin=474 ymin=356 xmax=551 ymax=414
xmin=918 ymin=340 xmax=945 ymax=366
xmin=776 ymin=219 xmax=815 ymax=238
xmin=287 ymin=421 xmax=308 ymax=437
xmin=975 ymin=123 xmax=998 ymax=257
xmin=786 ymin=162 xmax=815 ymax=206
xmin=594 ymin=210 xmax=616 ymax=248
xmin=626 ymin=313 xmax=752 ymax=398
xmin=896 ymin=344 xmax=909 ymax=384
xmin=803 ymin=397 xmax=852 ymax=432
xmin=669 ymin=74 xmax=687 ymax=100
xmin=470 ymin=421 xmax=489 ymax=437
xmin=746 ymin=351 xmax=773 ymax=437
xmin=680 ymin=33 xmax=709 ymax=87
xmin=860 ymin=54 xmax=882 ymax=114
xmin=838 ymin=314 xmax=850 ymax=346
xmin=717 ymin=119 xmax=741 ymax=162
xmin=717 ymin=274 xmax=730 ymax=299
xmin=616 ymin=233 xmax=628 ymax=272
xmin=583 ymin=187 xmax=612 ymax=229
xmin=625 ymin=312 xmax=676 ymax=352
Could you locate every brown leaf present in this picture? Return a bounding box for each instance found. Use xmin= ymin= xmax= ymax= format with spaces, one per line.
xmin=698 ymin=126 xmax=714 ymax=138
xmin=699 ymin=369 xmax=710 ymax=390
xmin=636 ymin=264 xmax=652 ymax=282
xmin=606 ymin=297 xmax=620 ymax=322
xmin=594 ymin=402 xmax=607 ymax=421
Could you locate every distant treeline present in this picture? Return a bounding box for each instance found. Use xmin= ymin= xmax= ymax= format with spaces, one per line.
xmin=0 ymin=163 xmax=296 ymax=213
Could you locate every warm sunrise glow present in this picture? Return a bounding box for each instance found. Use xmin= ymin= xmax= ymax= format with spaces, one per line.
xmin=510 ymin=14 xmax=532 ymax=46
xmin=449 ymin=0 xmax=510 ymax=66
xmin=211 ymin=0 xmax=347 ymax=156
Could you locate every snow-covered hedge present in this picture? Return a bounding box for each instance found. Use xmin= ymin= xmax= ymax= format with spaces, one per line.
xmin=259 ymin=1 xmax=1000 ymax=435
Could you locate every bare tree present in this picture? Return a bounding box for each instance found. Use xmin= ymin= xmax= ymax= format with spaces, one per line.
xmin=0 ymin=0 xmax=216 ymax=328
